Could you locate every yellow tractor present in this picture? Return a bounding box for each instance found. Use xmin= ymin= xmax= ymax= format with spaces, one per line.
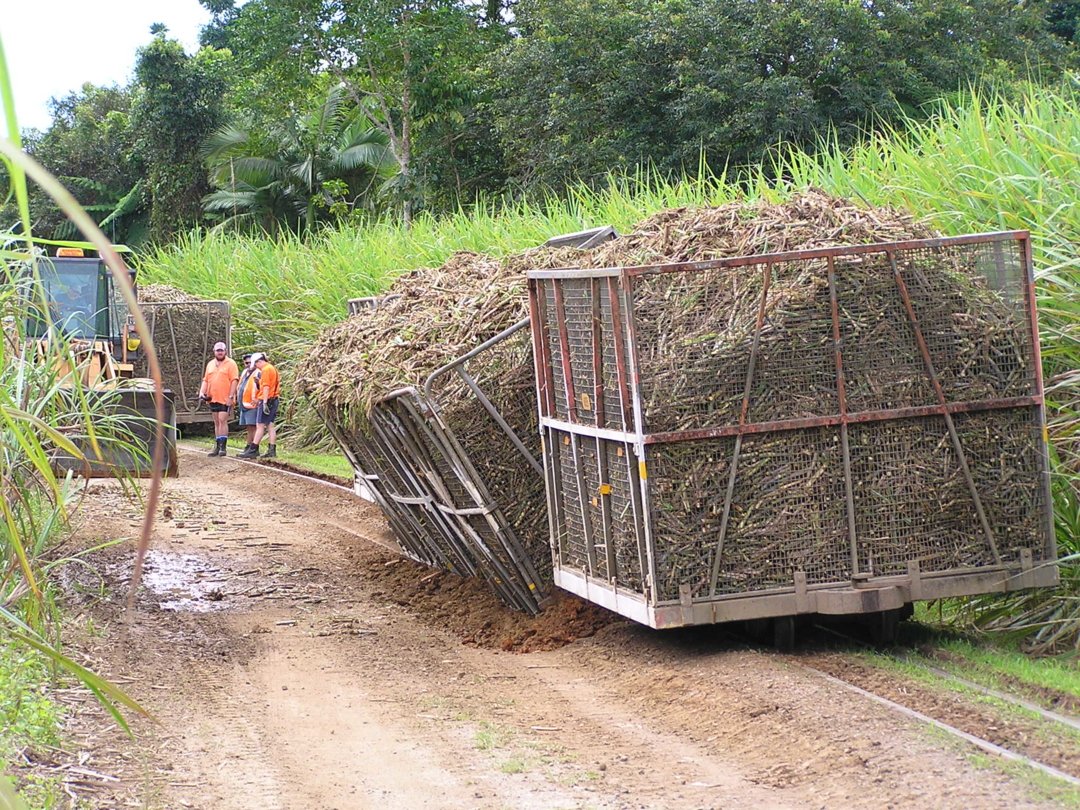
xmin=23 ymin=245 xmax=179 ymax=477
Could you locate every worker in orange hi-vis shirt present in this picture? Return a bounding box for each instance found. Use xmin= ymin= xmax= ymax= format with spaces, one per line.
xmin=198 ymin=341 xmax=239 ymax=457
xmin=235 ymin=353 xmax=258 ymax=447
xmin=237 ymin=352 xmax=280 ymax=459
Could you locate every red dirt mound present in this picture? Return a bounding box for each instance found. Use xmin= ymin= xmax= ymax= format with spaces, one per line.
xmin=353 ymin=546 xmax=621 ymax=652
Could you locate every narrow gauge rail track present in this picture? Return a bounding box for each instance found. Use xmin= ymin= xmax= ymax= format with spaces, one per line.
xmin=789 ymin=623 xmax=1080 ymax=788
xmin=177 ymin=443 xmax=354 ymax=494
xmin=813 ymin=622 xmax=1080 ymax=733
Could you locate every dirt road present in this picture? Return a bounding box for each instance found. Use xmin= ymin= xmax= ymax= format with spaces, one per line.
xmin=53 ymin=448 xmax=1064 ymax=809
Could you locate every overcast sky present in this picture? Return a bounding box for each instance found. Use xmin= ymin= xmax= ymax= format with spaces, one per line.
xmin=3 ymin=0 xmax=211 ymax=131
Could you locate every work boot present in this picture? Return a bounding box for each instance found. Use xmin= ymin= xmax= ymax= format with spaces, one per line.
xmin=262 ymin=443 xmax=277 ymax=459
xmin=237 ymin=443 xmax=259 ymax=459
xmin=207 ymin=439 xmax=221 ymax=457
xmin=219 ymin=438 xmax=228 ymax=457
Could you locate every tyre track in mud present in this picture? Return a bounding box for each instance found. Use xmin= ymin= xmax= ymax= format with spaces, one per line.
xmin=56 ymin=451 xmax=1076 ymax=809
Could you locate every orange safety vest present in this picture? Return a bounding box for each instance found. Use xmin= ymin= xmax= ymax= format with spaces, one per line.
xmin=240 ymin=370 xmax=260 ymax=410
xmin=258 ymin=363 xmax=280 ymax=400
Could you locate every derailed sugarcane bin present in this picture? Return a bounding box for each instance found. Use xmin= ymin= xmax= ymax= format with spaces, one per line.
xmin=316 ymin=319 xmax=548 ymax=614
xmin=528 ymin=231 xmax=1057 ymax=633
xmin=307 ymin=227 xmax=620 ymax=614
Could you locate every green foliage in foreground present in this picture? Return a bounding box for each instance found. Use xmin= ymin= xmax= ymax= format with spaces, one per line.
xmin=0 ymin=639 xmax=61 ymax=755
xmin=0 ymin=639 xmax=61 ymax=808
xmin=1 ymin=35 xmax=151 ymax=804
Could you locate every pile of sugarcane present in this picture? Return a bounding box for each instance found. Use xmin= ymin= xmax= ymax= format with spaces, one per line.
xmin=302 ymin=190 xmax=1039 ymax=605
xmin=566 ymin=192 xmax=1031 ymax=433
xmin=647 ymin=406 xmax=1044 ymax=601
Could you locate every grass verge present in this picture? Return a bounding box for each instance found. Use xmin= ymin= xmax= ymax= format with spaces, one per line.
xmin=0 ymin=637 xmax=63 ymax=806
xmin=854 ymin=647 xmax=1080 ymax=746
xmin=180 ymin=435 xmax=353 ymax=480
xmin=927 ymin=638 xmax=1080 ymax=701
xmin=903 ymin=617 xmax=1080 ymax=703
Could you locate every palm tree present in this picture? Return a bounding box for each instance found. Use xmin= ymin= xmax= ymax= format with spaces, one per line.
xmin=201 ymin=87 xmax=397 ymax=234
xmin=59 ymin=176 xmax=149 ymax=247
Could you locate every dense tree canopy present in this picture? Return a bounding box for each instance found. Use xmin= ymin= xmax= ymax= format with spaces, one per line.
xmin=489 ymin=0 xmax=1075 ymax=188
xmin=202 ymin=87 xmax=396 ymax=233
xmin=15 ymin=84 xmax=147 ymax=245
xmin=132 ymin=34 xmax=232 ymax=242
xmin=10 ymin=0 xmax=1078 ymax=243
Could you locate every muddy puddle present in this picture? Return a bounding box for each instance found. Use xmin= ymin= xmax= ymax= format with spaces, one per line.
xmin=142 ymin=551 xmax=232 ymax=612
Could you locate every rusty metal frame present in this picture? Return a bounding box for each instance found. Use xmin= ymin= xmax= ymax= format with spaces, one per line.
xmin=707 ymin=262 xmax=773 ymax=595
xmin=393 ymin=390 xmax=540 ymax=610
xmin=889 ymin=250 xmax=1002 ymax=565
xmin=528 ymin=230 xmax=1030 ymax=280
xmin=529 ymin=280 xmax=566 ymax=571
xmin=590 ymin=277 xmax=617 ymax=579
xmin=529 ymin=230 xmax=1057 ymax=629
xmin=1021 ymin=236 xmax=1058 ymax=563
xmin=544 ymin=225 xmax=618 ymax=250
xmin=607 ymin=279 xmax=649 ymax=587
xmin=423 ymin=318 xmax=542 ymax=476
xmin=318 ymin=412 xmax=436 ymax=560
xmin=539 ymin=395 xmax=1042 ymax=445
xmin=330 ymin=285 xmax=551 ymax=613
xmin=557 ymin=560 xmax=1060 ymax=629
xmin=622 ymin=271 xmax=661 ymax=604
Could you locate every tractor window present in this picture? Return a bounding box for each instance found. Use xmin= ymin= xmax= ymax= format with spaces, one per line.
xmin=26 ymin=258 xmax=109 ymax=339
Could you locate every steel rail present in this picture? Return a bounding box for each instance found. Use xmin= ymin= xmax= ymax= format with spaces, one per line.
xmin=792 ymin=660 xmax=1080 ymax=788
xmin=917 ymin=663 xmax=1080 ymax=735
xmin=715 ymin=621 xmax=1080 ymax=788
xmin=810 ymin=622 xmax=1080 ymax=735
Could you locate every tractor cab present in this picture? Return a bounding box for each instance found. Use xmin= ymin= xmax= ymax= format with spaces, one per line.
xmin=22 ymin=245 xmax=177 ymax=478
xmin=28 ymin=253 xmax=127 ymax=340
xmin=25 ymin=247 xmax=139 ymax=372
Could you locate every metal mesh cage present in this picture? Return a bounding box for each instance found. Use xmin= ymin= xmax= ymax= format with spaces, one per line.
xmin=319 ymin=318 xmax=548 ymax=614
xmin=546 ymin=428 xmax=647 ymax=590
xmin=135 ymin=301 xmax=231 ymax=422
xmin=530 ymin=232 xmax=1053 ymax=624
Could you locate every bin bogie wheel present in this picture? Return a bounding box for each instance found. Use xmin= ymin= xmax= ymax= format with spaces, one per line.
xmin=773 ymin=616 xmax=796 ymax=651
xmin=868 ymin=608 xmax=902 ymax=646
